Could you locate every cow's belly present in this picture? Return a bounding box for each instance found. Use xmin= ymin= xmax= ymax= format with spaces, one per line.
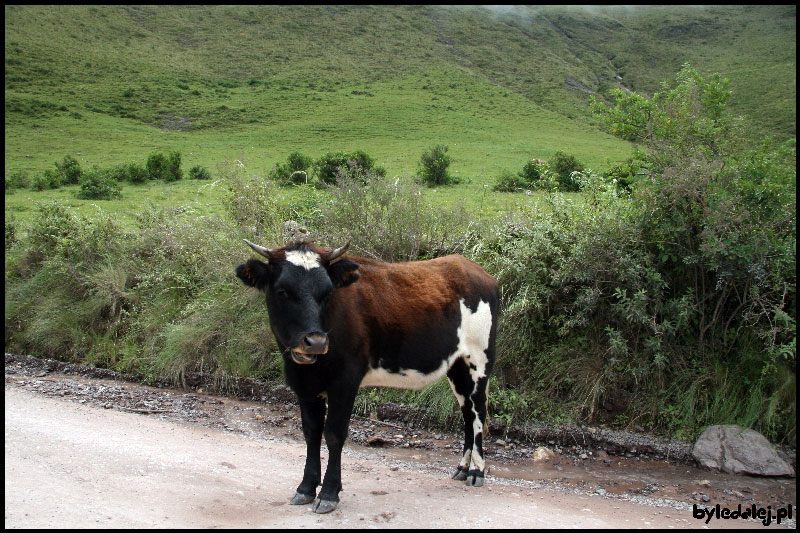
xmin=359 ymin=359 xmax=453 ymax=391
xmin=358 ymin=298 xmax=493 ymax=391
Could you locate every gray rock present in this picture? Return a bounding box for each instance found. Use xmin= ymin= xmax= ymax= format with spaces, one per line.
xmin=692 ymin=425 xmax=795 ymax=477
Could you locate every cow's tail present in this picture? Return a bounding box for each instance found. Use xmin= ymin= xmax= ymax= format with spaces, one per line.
xmin=483 ymin=380 xmax=490 ymax=438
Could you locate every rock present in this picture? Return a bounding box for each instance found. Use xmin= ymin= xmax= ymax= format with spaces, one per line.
xmin=282 ymin=220 xmax=310 ymax=243
xmin=692 ymin=425 xmax=795 ymax=477
xmin=532 ymin=446 xmax=557 ymax=463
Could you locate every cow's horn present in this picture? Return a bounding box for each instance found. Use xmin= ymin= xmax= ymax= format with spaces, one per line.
xmin=243 ymin=239 xmax=276 ymax=259
xmin=328 ymin=242 xmax=350 ymax=262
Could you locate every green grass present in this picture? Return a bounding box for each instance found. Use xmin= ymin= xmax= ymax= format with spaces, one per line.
xmin=5 ymin=5 xmax=794 ymax=181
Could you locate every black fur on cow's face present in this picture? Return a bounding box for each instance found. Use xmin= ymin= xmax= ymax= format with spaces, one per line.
xmin=235 ymin=241 xmax=359 ymax=365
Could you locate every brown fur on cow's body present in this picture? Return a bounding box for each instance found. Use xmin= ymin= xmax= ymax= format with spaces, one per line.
xmin=236 ymin=241 xmax=498 ymax=513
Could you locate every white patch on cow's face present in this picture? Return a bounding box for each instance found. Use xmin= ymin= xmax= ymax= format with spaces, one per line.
xmin=285 ymin=249 xmax=321 ymax=270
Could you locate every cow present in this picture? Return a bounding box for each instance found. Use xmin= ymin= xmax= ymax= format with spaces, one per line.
xmin=235 ymin=239 xmax=498 ymax=514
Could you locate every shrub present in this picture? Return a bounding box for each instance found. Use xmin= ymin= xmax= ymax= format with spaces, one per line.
xmin=550 ymin=151 xmax=585 ymax=192
xmin=313 ymin=150 xmax=382 ymax=185
xmin=77 ymin=168 xmax=122 ymax=200
xmin=55 ymin=155 xmax=81 ymax=184
xmin=32 ymin=169 xmax=61 ymax=190
xmin=124 ymin=162 xmax=149 ymax=184
xmin=492 ymin=169 xmax=528 ymax=192
xmin=520 ymin=158 xmax=548 ymax=187
xmin=146 ymin=152 xmax=182 ymax=181
xmin=188 ymin=165 xmax=211 ymax=180
xmin=164 ymin=151 xmax=183 ymax=182
xmin=271 ymin=152 xmax=313 ymax=186
xmin=319 ymin=169 xmax=468 ymax=261
xmin=5 ymin=215 xmax=17 ymax=249
xmin=146 ymin=152 xmax=169 ymax=180
xmin=6 ymin=170 xmax=30 ymax=190
xmin=418 ymin=144 xmax=455 ymax=186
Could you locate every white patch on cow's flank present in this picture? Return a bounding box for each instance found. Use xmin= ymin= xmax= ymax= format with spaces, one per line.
xmin=285 ymin=250 xmax=321 ymax=270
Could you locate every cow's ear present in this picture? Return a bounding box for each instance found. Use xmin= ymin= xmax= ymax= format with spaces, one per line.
xmin=236 ymin=259 xmax=271 ymax=290
xmin=327 ymin=259 xmax=360 ymax=288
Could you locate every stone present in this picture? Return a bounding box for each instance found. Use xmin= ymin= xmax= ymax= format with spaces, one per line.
xmin=532 ymin=446 xmax=557 ymax=463
xmin=692 ymin=425 xmax=794 ymax=477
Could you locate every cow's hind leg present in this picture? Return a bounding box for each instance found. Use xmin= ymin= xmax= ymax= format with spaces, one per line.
xmin=447 ymin=357 xmax=487 ymax=486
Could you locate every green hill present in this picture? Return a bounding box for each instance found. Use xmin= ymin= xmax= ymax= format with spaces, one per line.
xmin=4 ymin=5 xmax=796 ymax=178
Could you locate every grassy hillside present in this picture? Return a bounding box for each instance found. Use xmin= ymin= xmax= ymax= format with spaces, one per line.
xmin=5 ymin=5 xmax=795 ymax=181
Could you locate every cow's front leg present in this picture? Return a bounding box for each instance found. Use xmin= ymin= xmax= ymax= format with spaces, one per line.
xmin=312 ymin=385 xmax=358 ymax=514
xmin=290 ymin=398 xmax=326 ymax=505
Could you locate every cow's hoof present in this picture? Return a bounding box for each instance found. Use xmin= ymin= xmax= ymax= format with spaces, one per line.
xmin=465 ymin=469 xmax=485 ymax=487
xmin=289 ymin=491 xmax=316 ymax=505
xmin=451 ymin=466 xmax=468 ymax=481
xmin=312 ymin=498 xmax=339 ymax=514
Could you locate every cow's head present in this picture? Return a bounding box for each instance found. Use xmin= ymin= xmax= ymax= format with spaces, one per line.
xmin=235 ymin=240 xmax=359 ymax=365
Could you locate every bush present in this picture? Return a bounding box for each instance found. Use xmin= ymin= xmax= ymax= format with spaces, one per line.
xmin=271 ymin=152 xmax=313 ymax=186
xmin=146 ymin=151 xmax=182 ymax=181
xmin=319 ymin=169 xmax=467 ymax=261
xmin=492 ymin=169 xmax=528 ymax=192
xmin=188 ymin=165 xmax=211 ymax=180
xmin=77 ymin=168 xmax=122 ymax=200
xmin=146 ymin=153 xmax=169 ymax=180
xmin=164 ymin=151 xmax=183 ymax=182
xmin=313 ymin=150 xmax=382 ymax=185
xmin=418 ymin=144 xmax=456 ymax=186
xmin=520 ymin=158 xmax=548 ymax=187
xmin=32 ymin=168 xmax=61 ymax=191
xmin=6 ymin=170 xmax=30 ymax=190
xmin=124 ymin=162 xmax=149 ymax=184
xmin=550 ymin=151 xmax=585 ymax=192
xmin=55 ymin=155 xmax=81 ymax=185
xmin=5 ymin=215 xmax=17 ymax=249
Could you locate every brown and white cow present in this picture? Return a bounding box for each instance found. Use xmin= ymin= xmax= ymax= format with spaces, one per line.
xmin=236 ymin=240 xmax=498 ymax=514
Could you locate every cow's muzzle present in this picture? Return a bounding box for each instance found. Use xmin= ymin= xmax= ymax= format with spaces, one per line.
xmin=290 ymin=333 xmax=328 ymax=365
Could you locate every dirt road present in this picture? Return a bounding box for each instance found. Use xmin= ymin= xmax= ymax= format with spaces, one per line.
xmin=4 ymin=363 xmax=795 ymax=528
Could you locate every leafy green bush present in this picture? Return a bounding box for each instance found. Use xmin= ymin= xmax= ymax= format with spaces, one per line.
xmin=76 ymin=168 xmax=122 ymax=199
xmin=5 ymin=170 xmax=30 ymax=190
xmin=55 ymin=155 xmax=81 ymax=185
xmin=164 ymin=151 xmax=183 ymax=182
xmin=549 ymin=151 xmax=585 ymax=192
xmin=271 ymin=151 xmax=313 ymax=186
xmin=318 ymin=169 xmax=467 ymax=261
xmin=124 ymin=162 xmax=149 ymax=184
xmin=146 ymin=153 xmax=168 ymax=180
xmin=492 ymin=169 xmax=529 ymax=192
xmin=519 ymin=158 xmax=548 ymax=187
xmin=188 ymin=165 xmax=211 ymax=180
xmin=146 ymin=151 xmax=182 ymax=181
xmin=32 ymin=169 xmax=61 ymax=190
xmin=418 ymin=144 xmax=456 ymax=186
xmin=313 ymin=150 xmax=382 ymax=185
xmin=494 ymin=158 xmax=551 ymax=192
xmin=5 ymin=215 xmax=17 ymax=249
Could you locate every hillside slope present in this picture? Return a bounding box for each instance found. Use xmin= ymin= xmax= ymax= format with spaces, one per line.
xmin=4 ymin=5 xmax=795 ymax=175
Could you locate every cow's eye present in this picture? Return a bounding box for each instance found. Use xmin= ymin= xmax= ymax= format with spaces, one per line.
xmin=275 ymin=288 xmax=289 ymax=298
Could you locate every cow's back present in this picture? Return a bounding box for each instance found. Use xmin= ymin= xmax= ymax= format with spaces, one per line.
xmin=325 ymin=254 xmax=498 ymax=389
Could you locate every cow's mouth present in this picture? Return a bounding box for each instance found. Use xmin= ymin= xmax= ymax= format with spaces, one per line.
xmin=291 ymin=350 xmax=318 ymax=365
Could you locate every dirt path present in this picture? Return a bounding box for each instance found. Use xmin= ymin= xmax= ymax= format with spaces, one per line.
xmin=4 ymin=366 xmax=795 ymax=528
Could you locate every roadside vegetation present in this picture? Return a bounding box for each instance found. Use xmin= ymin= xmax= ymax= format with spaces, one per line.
xmin=5 ymin=67 xmax=795 ymax=444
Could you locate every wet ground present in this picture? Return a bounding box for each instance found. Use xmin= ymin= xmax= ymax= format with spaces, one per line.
xmin=4 ymin=355 xmax=796 ymax=528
